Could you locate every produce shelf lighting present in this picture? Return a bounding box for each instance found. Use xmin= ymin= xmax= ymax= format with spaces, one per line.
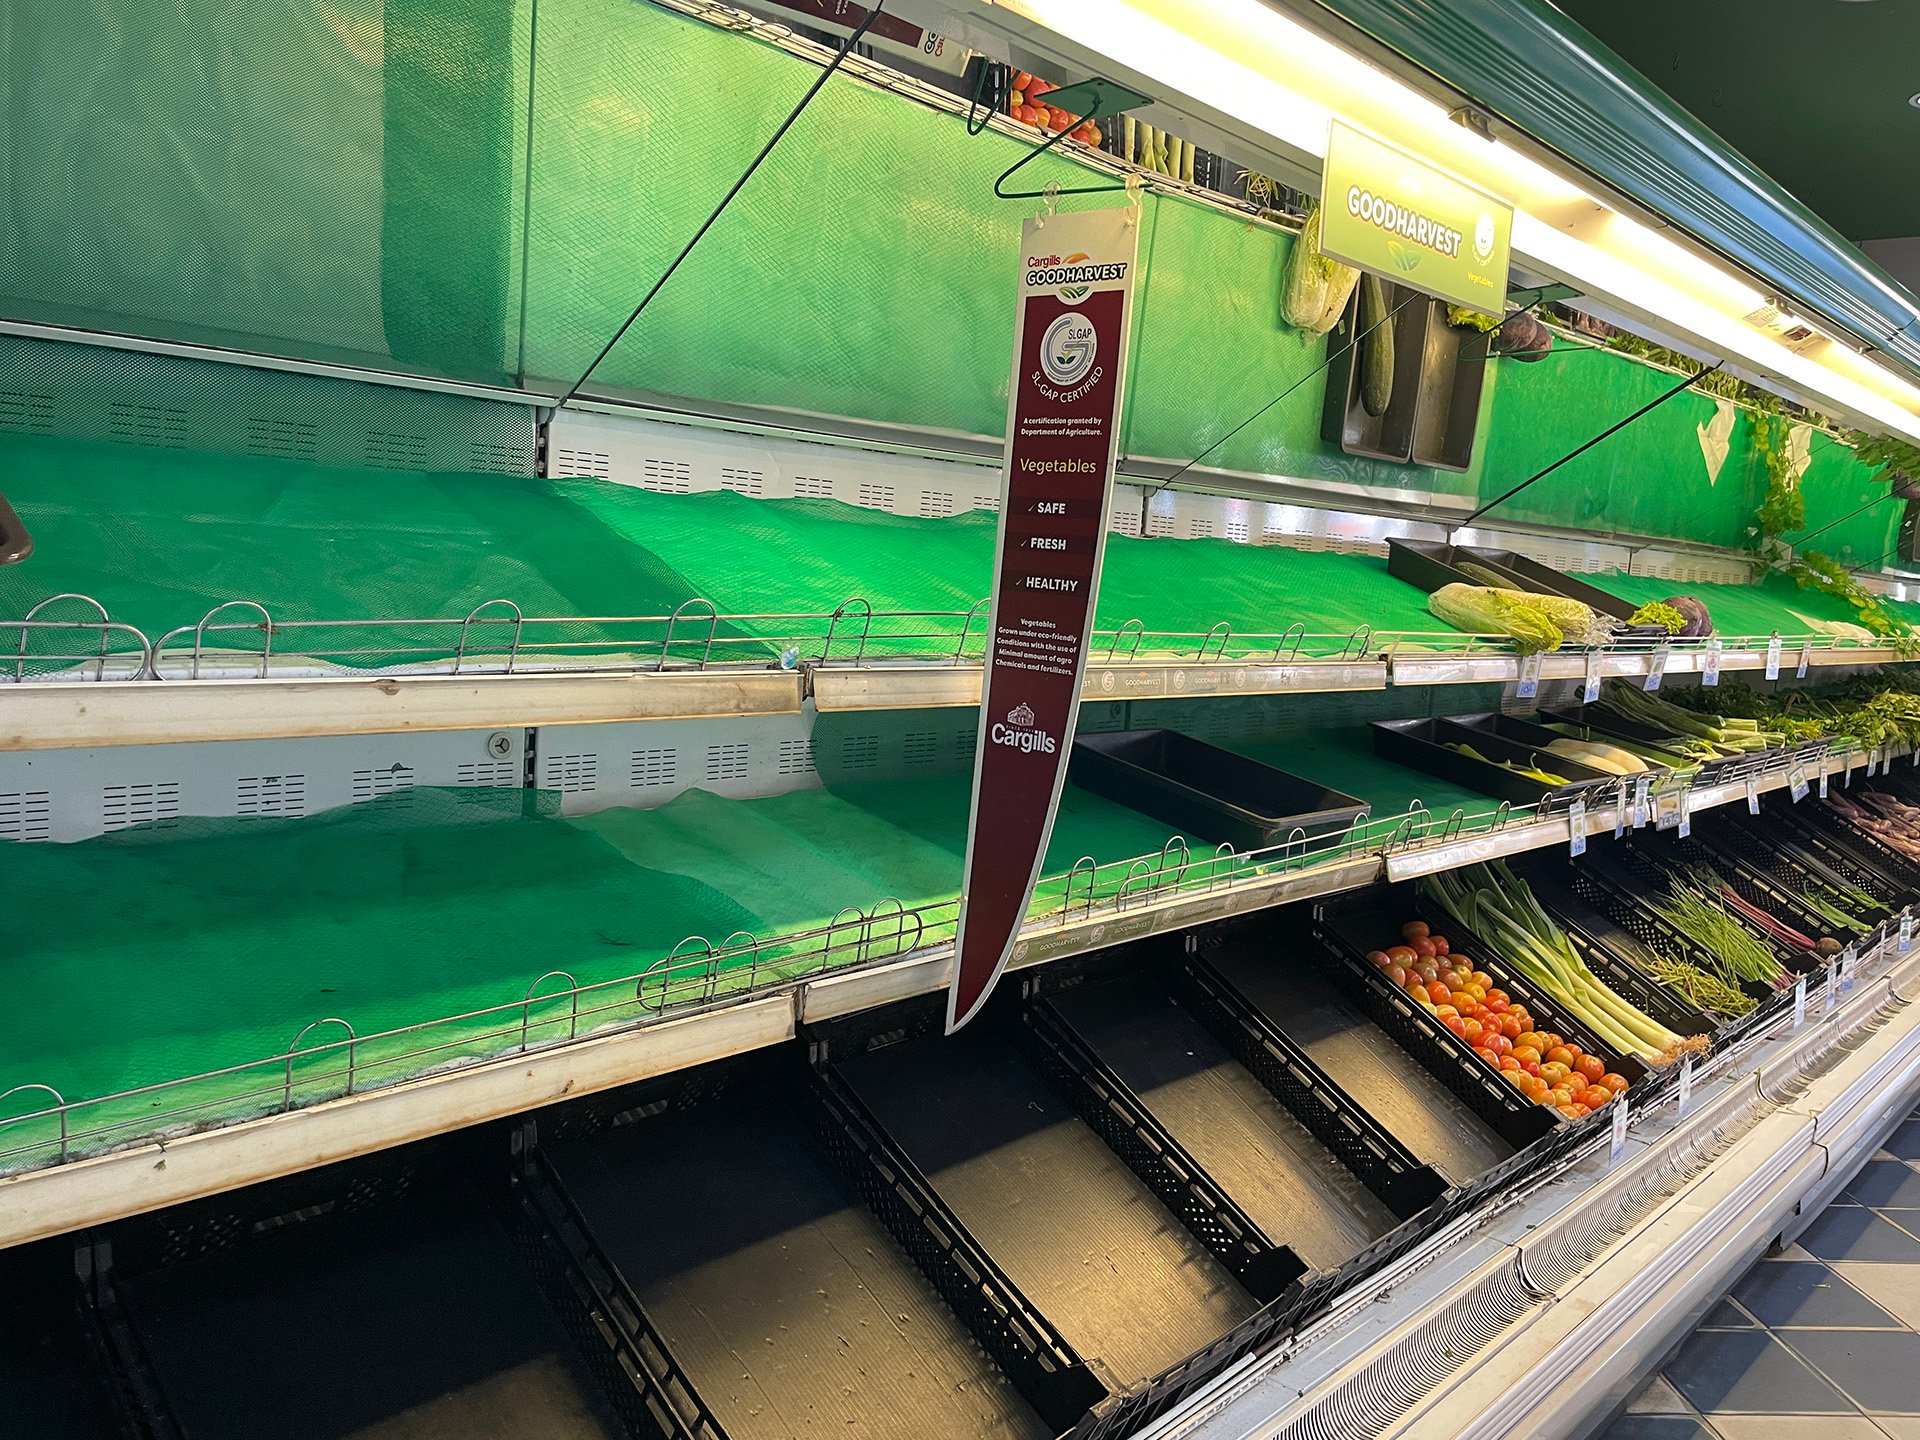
xmin=994 ymin=0 xmax=1920 ymax=443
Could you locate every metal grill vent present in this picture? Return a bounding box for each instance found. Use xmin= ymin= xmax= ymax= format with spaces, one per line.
xmin=955 ymin=728 xmax=977 ymax=760
xmin=1109 ymin=508 xmax=1141 ymax=536
xmin=0 ymin=390 xmax=54 ymax=433
xmin=108 ymin=400 xmax=188 ymax=448
xmin=918 ymin=491 xmax=956 ymax=518
xmin=455 ymin=760 xmax=518 ymax=788
xmin=553 ymin=448 xmax=612 ymax=479
xmin=1224 ymin=517 xmax=1250 ymax=543
xmin=468 ymin=440 xmax=530 ymax=473
xmin=0 ymin=791 xmax=52 ymax=842
xmin=365 ymin=430 xmax=429 ymax=468
xmin=630 ymin=748 xmax=677 ymax=788
xmin=245 ymin=416 xmax=318 ymax=461
xmin=841 ymin=735 xmax=881 ymax=769
xmin=777 ymin=739 xmax=816 ymax=776
xmin=542 ymin=753 xmax=599 ymax=794
xmin=351 ymin=765 xmax=416 ymax=803
xmin=641 ymin=457 xmax=692 ymax=494
xmin=794 ymin=475 xmax=835 ymax=498
xmin=855 ymin=483 xmax=895 ymax=511
xmin=704 ymin=743 xmax=749 ymax=781
xmin=102 ymin=781 xmax=181 ymax=830
xmin=719 ymin=466 xmax=766 ymax=497
xmin=903 ymin=732 xmax=938 ymax=767
xmin=237 ymin=773 xmax=306 ymax=817
xmin=974 ymin=495 xmax=1001 ymax=513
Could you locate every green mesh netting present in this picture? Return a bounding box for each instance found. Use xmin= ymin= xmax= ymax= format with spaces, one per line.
xmin=0 ymin=775 xmax=1179 ymax=1168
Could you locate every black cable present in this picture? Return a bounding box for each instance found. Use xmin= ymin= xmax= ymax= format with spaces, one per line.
xmin=553 ymin=4 xmax=885 ymax=411
xmin=1145 ymin=291 xmax=1546 ymax=497
xmin=1791 ymin=486 xmax=1899 ymax=548
xmin=1456 ymin=358 xmax=1721 ymax=529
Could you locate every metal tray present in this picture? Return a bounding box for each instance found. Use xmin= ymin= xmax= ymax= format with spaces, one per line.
xmin=1386 ymin=539 xmax=1664 ymax=635
xmin=1371 ymin=716 xmax=1615 ymax=811
xmin=1321 ymin=280 xmax=1427 ymax=464
xmin=1409 ymin=302 xmax=1485 ymax=472
xmin=1071 ymin=729 xmax=1370 ymax=851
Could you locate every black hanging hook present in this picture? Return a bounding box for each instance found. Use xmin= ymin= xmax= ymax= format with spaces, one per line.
xmin=983 ymin=76 xmax=1154 ymax=201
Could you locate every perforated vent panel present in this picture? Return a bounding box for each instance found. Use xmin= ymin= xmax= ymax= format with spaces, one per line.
xmin=541 ymin=753 xmax=598 ymax=794
xmin=103 ymin=781 xmax=180 ymax=830
xmin=0 ymin=791 xmax=51 ymax=842
xmin=236 ymin=773 xmax=306 ymax=817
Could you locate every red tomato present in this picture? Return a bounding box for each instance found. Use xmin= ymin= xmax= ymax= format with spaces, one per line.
xmin=1482 ymin=996 xmax=1510 ymax=1016
xmin=1366 ymin=950 xmax=1390 ymax=968
xmin=1469 ymin=971 xmax=1494 ymax=990
xmin=1443 ymin=1015 xmax=1467 ymax=1037
xmin=1499 ymin=1056 xmax=1522 ymax=1073
xmin=1510 ymin=1045 xmax=1541 ymax=1066
xmin=1575 ymin=1054 xmax=1607 ymax=1083
xmin=1558 ymin=1103 xmax=1588 ymax=1120
xmin=1473 ymin=1046 xmax=1498 ymax=1065
xmin=1484 ymin=1033 xmax=1512 ymax=1057
xmin=1386 ymin=945 xmax=1416 ymax=963
xmin=1432 ymin=1004 xmax=1460 ymax=1021
xmin=1499 ymin=1015 xmax=1525 ymax=1040
xmin=1431 ymin=937 xmax=1450 ymax=956
xmin=1402 ymin=921 xmax=1430 ymax=941
xmin=1540 ymin=1062 xmax=1572 ymax=1088
xmin=1521 ymin=1060 xmax=1541 ymax=1077
xmin=1426 ymin=982 xmax=1452 ymax=1006
xmin=1459 ymin=1018 xmax=1483 ymax=1044
xmin=1411 ymin=937 xmax=1437 ymax=959
xmin=1544 ymin=1045 xmax=1575 ymax=1068
xmin=1600 ymin=1073 xmax=1630 ymax=1095
xmin=1581 ymin=1086 xmax=1614 ymax=1109
xmin=1515 ymin=1032 xmax=1546 ymax=1053
xmin=1384 ymin=964 xmax=1408 ymax=987
xmin=1013 ymin=70 xmax=1034 ymax=90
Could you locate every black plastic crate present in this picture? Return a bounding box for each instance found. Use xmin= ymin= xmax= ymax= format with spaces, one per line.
xmin=1676 ymin=822 xmax=1890 ymax=937
xmin=1070 ymin=729 xmax=1370 ymax=851
xmin=1371 ymin=716 xmax=1616 ymax=811
xmin=1786 ymin=799 xmax=1920 ymax=893
xmin=1727 ymin=808 xmax=1908 ymax=911
xmin=1316 ymin=881 xmax=1650 ymax=1086
xmin=1535 ymin=703 xmax=1759 ymax=788
xmin=1304 ymin=911 xmax=1561 ymax=1148
xmin=1597 ymin=837 xmax=1824 ymax=973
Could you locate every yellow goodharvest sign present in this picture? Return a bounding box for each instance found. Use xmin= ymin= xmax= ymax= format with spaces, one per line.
xmin=1319 ymin=122 xmax=1512 ymax=314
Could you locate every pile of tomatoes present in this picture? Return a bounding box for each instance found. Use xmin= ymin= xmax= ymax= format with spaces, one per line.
xmin=1006 ymin=72 xmax=1103 ymax=147
xmin=1367 ymin=921 xmax=1630 ymax=1121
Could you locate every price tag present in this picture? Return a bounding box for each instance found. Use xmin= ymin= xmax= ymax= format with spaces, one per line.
xmin=1793 ymin=974 xmax=1808 ymax=1028
xmin=1583 ymin=648 xmax=1602 ymax=704
xmin=1614 ymin=777 xmax=1629 ymax=838
xmin=1790 ymin=766 xmax=1810 ymax=803
xmin=1839 ymin=945 xmax=1857 ymax=992
xmin=1610 ymin=1099 xmax=1630 ymax=1160
xmin=1632 ymin=774 xmax=1651 ymax=829
xmin=1645 ymin=645 xmax=1669 ymax=692
xmin=1517 ymin=651 xmax=1543 ymax=699
xmin=1569 ymin=799 xmax=1587 ymax=857
xmin=1797 ymin=640 xmax=1812 ymax=679
xmin=1819 ymin=764 xmax=1830 ymax=799
xmin=1823 ymin=969 xmax=1838 ymax=1016
xmin=1900 ymin=911 xmax=1913 ymax=954
xmin=1702 ymin=638 xmax=1723 ymax=687
xmin=1765 ymin=633 xmax=1782 ymax=681
xmin=1676 ymin=1054 xmax=1695 ymax=1118
xmin=1677 ymin=787 xmax=1692 ymax=838
xmin=1746 ymin=777 xmax=1761 ymax=815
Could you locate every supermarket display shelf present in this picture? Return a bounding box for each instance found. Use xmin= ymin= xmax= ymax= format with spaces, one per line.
xmin=0 ymin=738 xmax=1891 ymax=1245
xmin=1 ymin=634 xmax=1905 ymax=752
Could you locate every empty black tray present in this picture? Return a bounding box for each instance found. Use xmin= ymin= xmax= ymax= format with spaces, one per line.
xmin=1387 ymin=539 xmax=1665 ymax=636
xmin=1070 ymin=729 xmax=1370 ymax=852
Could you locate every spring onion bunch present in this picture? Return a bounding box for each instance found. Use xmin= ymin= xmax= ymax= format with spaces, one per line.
xmin=1422 ymin=862 xmax=1701 ymax=1064
xmin=1602 ymin=681 xmax=1787 ymax=753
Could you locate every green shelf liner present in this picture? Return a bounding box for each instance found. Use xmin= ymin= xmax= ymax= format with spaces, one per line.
xmin=0 ymin=774 xmax=1177 ymax=1166
xmin=1582 ymin=569 xmax=1878 ymax=640
xmin=1233 ymin=730 xmax=1506 ymax=837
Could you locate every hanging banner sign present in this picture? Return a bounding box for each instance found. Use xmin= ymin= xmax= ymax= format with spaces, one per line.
xmin=1319 ymin=122 xmax=1512 ymax=313
xmin=948 ymin=204 xmax=1141 ymax=1033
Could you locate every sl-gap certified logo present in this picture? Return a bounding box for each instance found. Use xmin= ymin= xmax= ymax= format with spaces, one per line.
xmin=1040 ymin=312 xmax=1097 ymax=387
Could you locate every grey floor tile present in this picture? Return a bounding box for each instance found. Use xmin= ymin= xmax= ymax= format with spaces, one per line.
xmin=1796 ymin=1210 xmax=1920 ymax=1264
xmin=1884 ymin=1122 xmax=1920 ymax=1162
xmin=1628 ymin=1374 xmax=1693 ymax=1414
xmin=1847 ymin=1160 xmax=1920 ymax=1209
xmin=1707 ymin=1419 xmax=1891 ymax=1440
xmin=1731 ymin=1261 xmax=1904 ymax=1329
xmin=1704 ymin=1299 xmax=1761 ymax=1328
xmin=1828 ymin=1264 xmax=1920 ymax=1330
xmin=1599 ymin=1418 xmax=1714 ymax=1440
xmin=1665 ymin=1330 xmax=1855 ymax=1414
xmin=1780 ymin=1330 xmax=1920 ymax=1414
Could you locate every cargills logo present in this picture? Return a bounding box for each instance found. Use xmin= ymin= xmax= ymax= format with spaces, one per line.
xmin=1025 ymin=251 xmax=1129 ymax=299
xmin=992 ymin=702 xmax=1056 ymax=754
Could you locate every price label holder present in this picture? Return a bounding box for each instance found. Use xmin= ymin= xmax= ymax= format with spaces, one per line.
xmin=1610 ymin=1099 xmax=1630 ymax=1162
xmin=1839 ymin=945 xmax=1857 ymax=993
xmin=1790 ymin=765 xmax=1809 ymax=803
xmin=1631 ymin=774 xmax=1651 ymax=830
xmin=1765 ymin=633 xmax=1782 ymax=681
xmin=1793 ymin=975 xmax=1808 ymax=1029
xmin=1746 ymin=777 xmax=1761 ymax=816
xmin=1645 ymin=645 xmax=1669 ymax=692
xmin=1901 ymin=911 xmax=1913 ymax=954
xmin=1823 ymin=969 xmax=1838 ymax=1017
xmin=1583 ymin=648 xmax=1602 ymax=704
xmin=1868 ymin=748 xmax=1880 ymax=779
xmin=1797 ymin=640 xmax=1812 ymax=679
xmin=1819 ymin=762 xmax=1830 ymax=799
xmin=1677 ymin=787 xmax=1692 ymax=838
xmin=1676 ymin=1054 xmax=1695 ymax=1118
xmin=1702 ymin=638 xmax=1723 ymax=687
xmin=1517 ymin=652 xmax=1542 ymax=700
xmin=1614 ymin=778 xmax=1629 ymax=839
xmin=1568 ymin=799 xmax=1587 ymax=857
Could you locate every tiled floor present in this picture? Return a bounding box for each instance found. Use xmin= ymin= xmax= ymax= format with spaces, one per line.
xmin=1602 ymin=1112 xmax=1920 ymax=1438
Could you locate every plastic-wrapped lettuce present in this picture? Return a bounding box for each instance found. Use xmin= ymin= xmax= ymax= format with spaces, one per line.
xmin=1428 ymin=583 xmax=1565 ymax=654
xmin=1454 ymin=563 xmax=1611 ymax=646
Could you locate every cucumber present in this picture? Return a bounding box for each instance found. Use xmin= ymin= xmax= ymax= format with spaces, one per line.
xmin=1358 ymin=272 xmax=1394 ymax=416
